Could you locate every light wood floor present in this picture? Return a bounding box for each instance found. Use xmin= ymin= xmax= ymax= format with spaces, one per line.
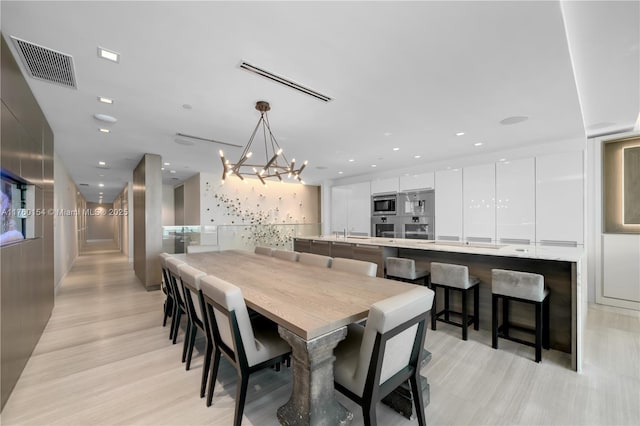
xmin=2 ymin=241 xmax=639 ymax=425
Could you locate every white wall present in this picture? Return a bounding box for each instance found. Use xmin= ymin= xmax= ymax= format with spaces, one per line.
xmin=196 ymin=172 xmax=320 ymax=249
xmin=53 ymin=153 xmax=81 ymax=292
xmin=162 ymin=184 xmax=175 ymax=226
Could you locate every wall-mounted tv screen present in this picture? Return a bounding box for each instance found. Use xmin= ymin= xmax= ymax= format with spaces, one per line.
xmin=1 ymin=171 xmax=27 ymax=245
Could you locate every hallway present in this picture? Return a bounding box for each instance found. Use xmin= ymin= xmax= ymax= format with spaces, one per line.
xmin=0 ymin=241 xmax=292 ymax=425
xmin=1 ymin=241 xmax=639 ymax=425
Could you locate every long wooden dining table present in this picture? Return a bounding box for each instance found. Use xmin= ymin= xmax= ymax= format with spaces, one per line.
xmin=175 ymin=250 xmax=422 ymax=426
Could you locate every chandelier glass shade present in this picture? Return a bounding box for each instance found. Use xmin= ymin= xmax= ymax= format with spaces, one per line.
xmin=219 ymin=101 xmax=307 ymax=185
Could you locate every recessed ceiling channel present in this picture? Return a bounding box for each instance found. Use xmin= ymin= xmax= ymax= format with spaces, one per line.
xmin=11 ymin=36 xmax=77 ymax=89
xmin=239 ymin=61 xmax=332 ymax=102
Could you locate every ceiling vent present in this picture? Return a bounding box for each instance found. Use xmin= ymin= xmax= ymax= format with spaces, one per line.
xmin=239 ymin=61 xmax=332 ymax=102
xmin=11 ymin=36 xmax=77 ymax=89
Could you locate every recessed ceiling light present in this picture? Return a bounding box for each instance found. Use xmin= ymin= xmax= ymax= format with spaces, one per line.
xmin=98 ymin=183 xmax=104 ymax=187
xmin=383 ymin=132 xmax=392 ymax=136
xmin=161 ymin=167 xmax=165 ymax=171
xmin=99 ymin=192 xmax=103 ymax=195
xmin=371 ymin=164 xmax=377 ymax=168
xmin=94 ymin=113 xmax=117 ymax=123
xmin=348 ymin=159 xmax=355 ymax=162
xmin=98 ymin=161 xmax=106 ymax=166
xmin=97 ymin=46 xmax=120 ymax=62
xmin=393 ymin=147 xmax=400 ymax=151
xmin=164 ymin=162 xmax=170 ymax=166
xmin=338 ymin=171 xmax=344 ymax=174
xmin=474 ymin=142 xmax=483 ymax=147
xmin=99 ymin=128 xmax=110 ymax=133
xmin=500 ymin=116 xmax=529 ymax=125
xmin=499 ymin=158 xmax=507 ymax=162
xmin=170 ymin=170 xmax=176 ymax=174
xmin=414 ymin=155 xmax=421 ymax=159
xmin=455 ymin=132 xmax=465 ymax=136
xmin=98 ymin=96 xmax=113 ymax=104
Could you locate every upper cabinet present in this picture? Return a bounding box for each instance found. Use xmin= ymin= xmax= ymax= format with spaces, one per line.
xmin=435 ymin=169 xmax=463 ymax=240
xmin=370 ymin=177 xmax=399 ymax=195
xmin=331 ymin=181 xmax=371 ymax=235
xmin=496 ymin=158 xmax=535 ymax=244
xmin=463 ymin=164 xmax=496 ymax=242
xmin=330 ymin=185 xmax=349 ymax=233
xmin=535 ymin=151 xmax=584 ymax=245
xmin=399 ymin=172 xmax=435 ymax=192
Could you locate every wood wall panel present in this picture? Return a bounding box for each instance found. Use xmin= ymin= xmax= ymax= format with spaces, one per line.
xmin=1 ymin=35 xmax=54 ymax=411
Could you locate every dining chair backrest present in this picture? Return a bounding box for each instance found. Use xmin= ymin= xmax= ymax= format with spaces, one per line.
xmin=355 ymin=286 xmax=434 ymax=396
xmin=298 ymin=252 xmax=332 ymax=268
xmin=272 ymin=249 xmax=299 ymax=262
xmin=254 ymin=246 xmax=274 ymax=256
xmin=178 ymin=264 xmax=207 ymax=323
xmin=331 ymin=257 xmax=378 ymax=277
xmin=159 ymin=253 xmax=172 ymax=291
xmin=166 ymin=257 xmax=187 ymax=302
xmin=199 ymin=275 xmax=259 ymax=367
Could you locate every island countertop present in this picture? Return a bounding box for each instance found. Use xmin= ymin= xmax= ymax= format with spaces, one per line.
xmin=295 ymin=235 xmax=585 ymax=263
xmin=294 ymin=235 xmax=586 ymax=372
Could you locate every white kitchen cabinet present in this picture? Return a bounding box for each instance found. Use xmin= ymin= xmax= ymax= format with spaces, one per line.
xmin=330 ymin=182 xmax=371 ymax=235
xmin=370 ymin=177 xmax=399 ymax=195
xmin=435 ymin=169 xmax=463 ymax=240
xmin=330 ymin=186 xmax=349 ymax=233
xmin=399 ymin=172 xmax=435 ymax=192
xmin=463 ymin=164 xmax=496 ymax=242
xmin=348 ymin=181 xmax=372 ymax=235
xmin=496 ymin=158 xmax=535 ymax=244
xmin=536 ymin=151 xmax=584 ymax=245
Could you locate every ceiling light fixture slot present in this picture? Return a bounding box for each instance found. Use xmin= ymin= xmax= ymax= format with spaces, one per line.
xmin=239 ymin=61 xmax=332 ymax=102
xmin=11 ymin=36 xmax=77 ymax=89
xmin=175 ymin=133 xmax=242 ymax=148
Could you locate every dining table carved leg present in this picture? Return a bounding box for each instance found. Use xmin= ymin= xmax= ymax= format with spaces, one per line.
xmin=277 ymin=326 xmax=353 ymax=426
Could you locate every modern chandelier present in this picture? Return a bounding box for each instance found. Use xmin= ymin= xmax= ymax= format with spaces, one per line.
xmin=219 ymin=101 xmax=307 ymax=185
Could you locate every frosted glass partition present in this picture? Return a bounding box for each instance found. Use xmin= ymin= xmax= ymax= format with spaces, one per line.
xmin=162 ymin=223 xmax=321 ymax=254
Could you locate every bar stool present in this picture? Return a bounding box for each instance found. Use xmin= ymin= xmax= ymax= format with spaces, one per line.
xmin=491 ymin=269 xmax=550 ymax=363
xmin=429 ymin=262 xmax=480 ymax=341
xmin=385 ymin=257 xmax=430 ymax=286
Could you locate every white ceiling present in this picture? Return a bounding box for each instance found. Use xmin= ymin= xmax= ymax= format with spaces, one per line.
xmin=1 ymin=1 xmax=638 ymax=203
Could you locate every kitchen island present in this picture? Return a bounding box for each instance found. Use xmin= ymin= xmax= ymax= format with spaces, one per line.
xmin=293 ymin=236 xmax=586 ymax=371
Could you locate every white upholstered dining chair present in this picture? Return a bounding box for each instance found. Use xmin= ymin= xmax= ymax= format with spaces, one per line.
xmin=331 ymin=257 xmax=378 ymax=277
xmin=158 ymin=253 xmax=174 ymax=329
xmin=272 ymin=249 xmax=299 ymax=262
xmin=333 ymin=286 xmax=435 ymax=426
xmin=297 ymin=252 xmax=332 ymax=268
xmin=165 ymin=257 xmax=187 ymax=345
xmin=199 ymin=275 xmax=291 ymax=425
xmin=254 ymin=246 xmax=274 ymax=256
xmin=177 ymin=264 xmax=210 ymax=397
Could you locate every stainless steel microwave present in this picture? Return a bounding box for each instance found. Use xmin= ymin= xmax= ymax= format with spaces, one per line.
xmin=372 ymin=194 xmax=397 ymax=216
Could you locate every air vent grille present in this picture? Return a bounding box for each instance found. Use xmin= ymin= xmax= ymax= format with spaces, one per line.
xmin=239 ymin=61 xmax=332 ymax=102
xmin=11 ymin=36 xmax=77 ymax=89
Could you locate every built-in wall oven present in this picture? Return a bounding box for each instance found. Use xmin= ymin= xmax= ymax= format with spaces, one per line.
xmin=397 ymin=190 xmax=435 ymax=240
xmin=372 ymin=216 xmax=400 ymax=238
xmin=372 ymin=194 xmax=397 ymax=216
xmin=403 ymin=217 xmax=433 ymax=240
